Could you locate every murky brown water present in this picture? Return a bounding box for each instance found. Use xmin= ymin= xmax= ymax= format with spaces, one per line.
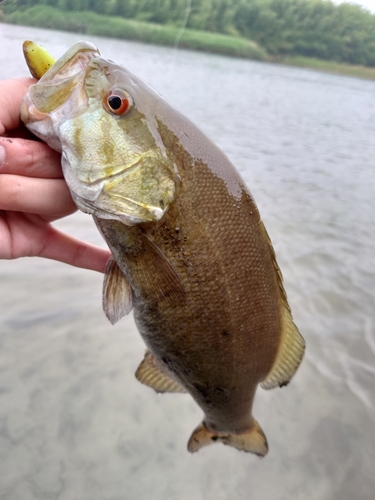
xmin=1 ymin=22 xmax=375 ymax=500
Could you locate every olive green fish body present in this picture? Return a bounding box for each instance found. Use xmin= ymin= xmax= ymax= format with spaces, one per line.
xmin=21 ymin=41 xmax=305 ymax=455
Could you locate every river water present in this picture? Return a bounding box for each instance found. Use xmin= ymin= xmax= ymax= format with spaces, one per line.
xmin=0 ymin=22 xmax=374 ymax=500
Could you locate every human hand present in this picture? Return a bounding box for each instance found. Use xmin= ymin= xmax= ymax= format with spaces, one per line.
xmin=0 ymin=77 xmax=111 ymax=272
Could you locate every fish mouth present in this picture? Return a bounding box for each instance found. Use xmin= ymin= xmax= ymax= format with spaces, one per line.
xmin=21 ymin=41 xmax=100 ymax=122
xmin=35 ymin=41 xmax=99 ymax=83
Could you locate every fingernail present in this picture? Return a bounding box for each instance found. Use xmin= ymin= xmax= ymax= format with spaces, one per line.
xmin=0 ymin=145 xmax=5 ymax=167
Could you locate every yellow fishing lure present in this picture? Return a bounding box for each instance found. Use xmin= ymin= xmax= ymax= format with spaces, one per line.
xmin=23 ymin=40 xmax=56 ymax=79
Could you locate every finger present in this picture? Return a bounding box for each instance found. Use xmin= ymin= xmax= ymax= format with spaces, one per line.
xmin=40 ymin=226 xmax=111 ymax=273
xmin=0 ymin=77 xmax=36 ymax=134
xmin=0 ymin=174 xmax=77 ymax=219
xmin=0 ymin=137 xmax=62 ymax=178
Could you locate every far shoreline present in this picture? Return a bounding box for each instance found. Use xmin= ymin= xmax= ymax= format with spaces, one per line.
xmin=2 ymin=5 xmax=375 ymax=82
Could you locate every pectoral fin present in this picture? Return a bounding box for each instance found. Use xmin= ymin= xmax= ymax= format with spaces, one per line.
xmin=135 ymin=351 xmax=186 ymax=393
xmin=103 ymin=257 xmax=133 ymax=325
xmin=135 ymin=231 xmax=186 ymax=305
xmin=95 ymin=219 xmax=186 ymax=307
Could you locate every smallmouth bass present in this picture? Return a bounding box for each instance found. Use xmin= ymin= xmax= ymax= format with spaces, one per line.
xmin=21 ymin=41 xmax=305 ymax=455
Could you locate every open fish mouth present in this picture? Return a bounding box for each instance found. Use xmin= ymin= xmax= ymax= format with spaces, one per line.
xmin=35 ymin=41 xmax=99 ymax=83
xmin=21 ymin=41 xmax=100 ymax=131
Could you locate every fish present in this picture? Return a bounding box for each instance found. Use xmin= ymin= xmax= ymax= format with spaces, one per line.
xmin=21 ymin=41 xmax=305 ymax=456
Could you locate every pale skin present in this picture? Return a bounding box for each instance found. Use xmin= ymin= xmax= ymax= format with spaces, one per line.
xmin=0 ymin=77 xmax=111 ymax=272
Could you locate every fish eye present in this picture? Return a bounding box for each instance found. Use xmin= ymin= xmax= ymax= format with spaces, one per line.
xmin=105 ymin=89 xmax=132 ymax=115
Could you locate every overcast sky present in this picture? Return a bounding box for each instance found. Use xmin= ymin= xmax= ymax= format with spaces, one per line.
xmin=334 ymin=0 xmax=375 ymax=13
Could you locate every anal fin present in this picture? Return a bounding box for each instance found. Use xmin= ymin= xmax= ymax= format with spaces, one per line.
xmin=103 ymin=257 xmax=133 ymax=325
xmin=187 ymin=419 xmax=268 ymax=456
xmin=135 ymin=351 xmax=186 ymax=394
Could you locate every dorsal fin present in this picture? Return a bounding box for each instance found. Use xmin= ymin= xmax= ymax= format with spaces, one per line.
xmin=135 ymin=351 xmax=186 ymax=393
xmin=259 ymin=222 xmax=305 ymax=390
xmin=103 ymin=256 xmax=133 ymax=325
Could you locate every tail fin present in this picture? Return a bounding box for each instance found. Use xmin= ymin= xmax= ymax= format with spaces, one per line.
xmin=187 ymin=419 xmax=268 ymax=456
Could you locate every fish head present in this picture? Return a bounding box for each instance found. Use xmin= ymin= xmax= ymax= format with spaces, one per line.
xmin=21 ymin=41 xmax=180 ymax=225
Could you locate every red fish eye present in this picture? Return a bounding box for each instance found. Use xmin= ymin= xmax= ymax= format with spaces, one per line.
xmin=105 ymin=91 xmax=132 ymax=115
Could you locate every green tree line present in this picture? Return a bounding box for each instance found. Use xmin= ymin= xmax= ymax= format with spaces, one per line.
xmin=3 ymin=0 xmax=375 ymax=66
